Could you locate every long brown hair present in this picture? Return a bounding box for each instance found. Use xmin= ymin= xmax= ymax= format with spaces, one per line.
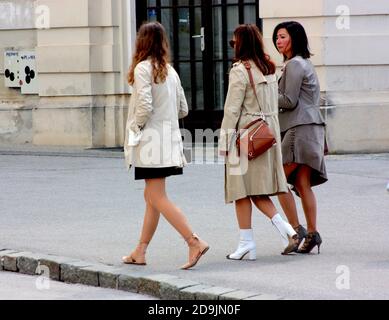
xmin=233 ymin=24 xmax=276 ymax=75
xmin=128 ymin=22 xmax=170 ymax=85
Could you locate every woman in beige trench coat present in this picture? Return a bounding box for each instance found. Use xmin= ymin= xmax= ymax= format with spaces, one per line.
xmin=219 ymin=24 xmax=298 ymax=259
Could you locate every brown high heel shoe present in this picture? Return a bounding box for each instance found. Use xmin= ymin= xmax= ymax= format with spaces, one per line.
xmin=181 ymin=233 xmax=210 ymax=270
xmin=281 ymin=234 xmax=299 ymax=255
xmin=122 ymin=242 xmax=148 ymax=265
xmin=297 ymin=231 xmax=322 ymax=254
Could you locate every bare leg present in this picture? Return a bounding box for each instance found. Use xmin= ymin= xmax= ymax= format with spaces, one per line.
xmin=145 ymin=178 xmax=193 ymax=239
xmin=295 ymin=165 xmax=317 ymax=232
xmin=145 ymin=178 xmax=209 ymax=269
xmin=139 ymin=196 xmax=161 ymax=244
xmin=123 ymin=190 xmax=160 ymax=264
xmin=235 ymin=197 xmax=252 ymax=229
xmin=278 ymin=163 xmax=300 ymax=228
xmin=251 ymin=195 xmax=277 ymax=219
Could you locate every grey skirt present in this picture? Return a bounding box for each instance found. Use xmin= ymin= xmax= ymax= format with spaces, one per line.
xmin=281 ymin=124 xmax=328 ymax=192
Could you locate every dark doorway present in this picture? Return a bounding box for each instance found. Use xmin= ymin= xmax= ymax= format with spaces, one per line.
xmin=136 ymin=0 xmax=260 ymax=132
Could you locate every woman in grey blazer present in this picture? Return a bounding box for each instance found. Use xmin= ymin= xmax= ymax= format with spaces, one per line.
xmin=273 ymin=21 xmax=328 ymax=254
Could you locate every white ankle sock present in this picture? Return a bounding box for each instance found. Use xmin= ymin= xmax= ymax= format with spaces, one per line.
xmin=271 ymin=213 xmax=294 ymax=247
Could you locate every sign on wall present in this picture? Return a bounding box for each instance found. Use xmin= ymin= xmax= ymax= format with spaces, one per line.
xmin=4 ymin=51 xmax=20 ymax=88
xmin=19 ymin=51 xmax=38 ymax=94
xmin=4 ymin=50 xmax=38 ymax=94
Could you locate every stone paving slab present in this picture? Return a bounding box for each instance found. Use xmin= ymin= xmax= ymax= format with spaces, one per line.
xmin=0 ymin=249 xmax=270 ymax=300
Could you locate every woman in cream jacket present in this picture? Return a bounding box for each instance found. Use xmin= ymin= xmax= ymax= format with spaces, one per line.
xmin=220 ymin=24 xmax=298 ymax=259
xmin=123 ymin=22 xmax=209 ymax=270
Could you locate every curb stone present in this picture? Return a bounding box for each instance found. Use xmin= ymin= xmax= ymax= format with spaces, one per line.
xmin=179 ymin=284 xmax=214 ymax=300
xmin=219 ymin=290 xmax=261 ymax=300
xmin=244 ymin=294 xmax=284 ymax=300
xmin=0 ymin=249 xmax=284 ymax=300
xmin=0 ymin=250 xmax=18 ymax=271
xmin=159 ymin=277 xmax=200 ymax=300
xmin=118 ymin=270 xmax=151 ymax=293
xmin=2 ymin=251 xmax=31 ymax=272
xmin=38 ymin=255 xmax=80 ymax=280
xmin=195 ymin=287 xmax=238 ymax=300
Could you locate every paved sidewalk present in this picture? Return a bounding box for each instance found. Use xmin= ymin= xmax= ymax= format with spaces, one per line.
xmin=0 ymin=146 xmax=389 ymax=299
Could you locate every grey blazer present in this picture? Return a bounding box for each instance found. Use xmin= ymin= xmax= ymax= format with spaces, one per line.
xmin=278 ymin=55 xmax=325 ymax=132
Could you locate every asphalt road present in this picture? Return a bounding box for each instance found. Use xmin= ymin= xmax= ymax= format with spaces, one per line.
xmin=1 ymin=151 xmax=388 ymax=300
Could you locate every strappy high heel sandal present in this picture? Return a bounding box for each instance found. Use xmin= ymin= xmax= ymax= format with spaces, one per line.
xmin=180 ymin=233 xmax=209 ymax=270
xmin=122 ymin=242 xmax=148 ymax=265
xmin=297 ymin=232 xmax=322 ymax=254
xmin=294 ymin=225 xmax=308 ymax=249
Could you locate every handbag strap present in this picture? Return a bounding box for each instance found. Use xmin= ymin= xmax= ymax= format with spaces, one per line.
xmin=242 ymin=61 xmax=264 ymax=117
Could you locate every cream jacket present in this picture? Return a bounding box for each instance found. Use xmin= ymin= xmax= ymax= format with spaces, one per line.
xmin=124 ymin=60 xmax=188 ymax=169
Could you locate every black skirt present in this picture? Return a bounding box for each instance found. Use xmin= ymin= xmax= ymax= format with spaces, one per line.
xmin=134 ymin=166 xmax=183 ymax=180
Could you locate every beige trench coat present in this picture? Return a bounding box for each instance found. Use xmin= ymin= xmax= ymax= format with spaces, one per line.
xmin=124 ymin=60 xmax=188 ymax=170
xmin=219 ymin=60 xmax=288 ymax=203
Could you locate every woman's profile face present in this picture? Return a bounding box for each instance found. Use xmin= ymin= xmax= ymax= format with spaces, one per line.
xmin=276 ymin=28 xmax=292 ymax=58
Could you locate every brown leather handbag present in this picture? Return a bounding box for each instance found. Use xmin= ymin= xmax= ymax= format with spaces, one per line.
xmin=236 ymin=61 xmax=276 ymax=161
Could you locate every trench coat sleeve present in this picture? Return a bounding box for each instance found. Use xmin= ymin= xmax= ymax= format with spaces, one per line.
xmin=219 ymin=66 xmax=246 ymax=153
xmin=177 ymin=77 xmax=189 ymax=119
xmin=131 ymin=63 xmax=153 ymax=133
xmin=278 ymin=59 xmax=305 ymax=110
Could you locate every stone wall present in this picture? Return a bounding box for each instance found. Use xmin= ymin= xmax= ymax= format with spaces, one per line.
xmin=260 ymin=0 xmax=389 ymax=153
xmin=0 ymin=0 xmax=133 ymax=147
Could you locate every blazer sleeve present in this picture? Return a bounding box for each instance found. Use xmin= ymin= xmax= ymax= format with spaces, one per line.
xmin=219 ymin=66 xmax=246 ymax=153
xmin=278 ymin=59 xmax=305 ymax=110
xmin=131 ymin=62 xmax=153 ymax=133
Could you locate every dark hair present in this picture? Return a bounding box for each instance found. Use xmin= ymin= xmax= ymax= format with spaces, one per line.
xmin=233 ymin=24 xmax=276 ymax=75
xmin=128 ymin=22 xmax=170 ymax=85
xmin=272 ymin=21 xmax=312 ymax=60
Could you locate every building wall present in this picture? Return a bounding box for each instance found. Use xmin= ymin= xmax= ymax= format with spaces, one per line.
xmin=0 ymin=0 xmax=133 ymax=147
xmin=1 ymin=0 xmax=388 ymax=152
xmin=261 ymin=0 xmax=389 ymax=153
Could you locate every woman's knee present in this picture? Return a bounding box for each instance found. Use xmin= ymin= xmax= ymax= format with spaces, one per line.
xmin=295 ymin=179 xmax=312 ymax=195
xmin=295 ymin=166 xmax=313 ymax=194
